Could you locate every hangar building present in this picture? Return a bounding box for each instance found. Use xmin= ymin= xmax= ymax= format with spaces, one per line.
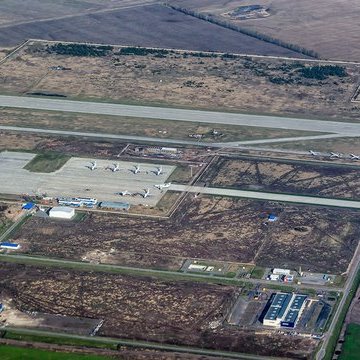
xmin=263 ymin=292 xmax=307 ymax=328
xmin=49 ymin=206 xmax=75 ymax=219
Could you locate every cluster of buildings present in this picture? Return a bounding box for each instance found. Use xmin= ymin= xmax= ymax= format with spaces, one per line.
xmin=267 ymin=268 xmax=294 ymax=282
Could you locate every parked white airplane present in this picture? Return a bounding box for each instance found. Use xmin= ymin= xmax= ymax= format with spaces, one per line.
xmin=154 ymin=166 xmax=163 ymax=176
xmin=330 ymin=152 xmax=341 ymax=158
xmin=111 ymin=163 xmax=120 ymax=172
xmin=132 ymin=165 xmax=140 ymax=174
xmin=350 ymin=154 xmax=360 ymax=160
xmin=87 ymin=161 xmax=97 ymax=171
xmin=154 ymin=183 xmax=172 ymax=190
xmin=117 ymin=190 xmax=131 ymax=196
xmin=309 ymin=150 xmax=318 ymax=156
xmin=142 ymin=188 xmax=151 ymax=198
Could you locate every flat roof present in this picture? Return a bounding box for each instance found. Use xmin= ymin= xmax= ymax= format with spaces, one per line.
xmin=265 ymin=305 xmax=282 ymax=320
xmin=50 ymin=206 xmax=75 ymax=213
xmin=290 ymin=295 xmax=307 ymax=310
xmin=283 ymin=309 xmax=299 ymax=324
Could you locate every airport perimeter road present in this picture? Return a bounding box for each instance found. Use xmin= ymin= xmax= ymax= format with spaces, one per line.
xmin=315 ymin=239 xmax=360 ymax=359
xmin=0 ymin=254 xmax=341 ymax=292
xmin=1 ymin=327 xmax=282 ymax=360
xmin=170 ymin=185 xmax=360 ymax=209
xmin=2 ymin=95 xmax=360 ymax=135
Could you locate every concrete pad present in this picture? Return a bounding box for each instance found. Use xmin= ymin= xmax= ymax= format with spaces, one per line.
xmin=0 ymin=151 xmax=175 ymax=206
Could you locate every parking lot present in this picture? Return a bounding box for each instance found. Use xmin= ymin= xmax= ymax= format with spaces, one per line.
xmin=0 ymin=151 xmax=175 ymax=206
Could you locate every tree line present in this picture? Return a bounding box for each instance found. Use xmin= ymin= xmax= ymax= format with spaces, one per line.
xmin=164 ymin=3 xmax=319 ymax=59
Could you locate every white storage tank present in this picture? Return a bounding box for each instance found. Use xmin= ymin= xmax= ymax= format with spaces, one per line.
xmin=49 ymin=206 xmax=75 ymax=219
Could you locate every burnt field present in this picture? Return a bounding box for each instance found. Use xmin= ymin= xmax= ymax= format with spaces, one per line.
xmin=0 ymin=4 xmax=297 ymax=56
xmin=202 ymin=156 xmax=360 ymax=200
xmin=12 ymin=195 xmax=360 ymax=273
xmin=0 ymin=263 xmax=316 ymax=358
xmin=0 ymin=130 xmax=128 ymax=158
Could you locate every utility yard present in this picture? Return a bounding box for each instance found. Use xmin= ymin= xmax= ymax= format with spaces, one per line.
xmin=0 ymin=263 xmax=317 ymax=358
xmin=201 ymin=156 xmax=360 ymax=200
xmin=0 ymin=41 xmax=358 ymax=119
xmin=11 ymin=195 xmax=360 ymax=274
xmin=0 ymin=151 xmax=175 ymax=206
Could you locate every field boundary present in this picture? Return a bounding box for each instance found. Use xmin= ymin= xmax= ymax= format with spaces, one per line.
xmin=11 ymin=38 xmax=360 ymax=66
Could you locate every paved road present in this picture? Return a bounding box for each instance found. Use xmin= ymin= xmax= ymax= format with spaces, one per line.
xmin=315 ymin=238 xmax=360 ymax=359
xmin=1 ymin=327 xmax=281 ymax=360
xmin=0 ymin=254 xmax=341 ymax=292
xmin=0 ymin=213 xmax=28 ymax=242
xmin=170 ymin=184 xmax=360 ymax=209
xmin=2 ymin=95 xmax=360 ymax=135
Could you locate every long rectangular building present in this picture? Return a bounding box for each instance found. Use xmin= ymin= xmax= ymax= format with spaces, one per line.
xmin=263 ymin=292 xmax=307 ymax=328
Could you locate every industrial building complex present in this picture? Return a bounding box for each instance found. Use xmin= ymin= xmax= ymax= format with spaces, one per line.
xmin=262 ymin=293 xmax=308 ymax=328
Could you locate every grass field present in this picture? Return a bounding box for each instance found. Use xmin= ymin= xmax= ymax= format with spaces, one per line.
xmin=0 ymin=345 xmax=111 ymax=360
xmin=339 ymin=323 xmax=360 ymax=360
xmin=23 ymin=153 xmax=71 ymax=173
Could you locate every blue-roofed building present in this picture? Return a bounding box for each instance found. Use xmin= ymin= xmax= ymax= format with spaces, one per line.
xmin=0 ymin=242 xmax=20 ymax=250
xmin=263 ymin=292 xmax=307 ymax=328
xmin=22 ymin=202 xmax=35 ymax=210
xmin=0 ymin=303 xmax=3 ymax=313
xmin=268 ymin=214 xmax=278 ymax=222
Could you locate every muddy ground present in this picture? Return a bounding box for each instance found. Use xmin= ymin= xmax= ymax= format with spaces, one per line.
xmin=0 ymin=41 xmax=358 ymax=119
xmin=0 ymin=263 xmax=316 ymax=358
xmin=12 ymin=195 xmax=359 ymax=273
xmin=202 ymin=156 xmax=360 ymax=200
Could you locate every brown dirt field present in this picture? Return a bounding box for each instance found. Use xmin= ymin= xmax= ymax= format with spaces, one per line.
xmin=203 ymin=156 xmax=360 ymax=200
xmin=0 ymin=263 xmax=316 ymax=358
xmin=0 ymin=41 xmax=359 ymax=119
xmin=0 ymin=0 xmax=148 ymax=27
xmin=0 ymin=3 xmax=297 ymax=56
xmin=11 ymin=195 xmax=360 ymax=273
xmin=169 ymin=0 xmax=360 ymax=61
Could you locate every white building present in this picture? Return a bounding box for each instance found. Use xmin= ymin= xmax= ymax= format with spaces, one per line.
xmin=49 ymin=206 xmax=75 ymax=219
xmin=272 ymin=268 xmax=291 ymax=276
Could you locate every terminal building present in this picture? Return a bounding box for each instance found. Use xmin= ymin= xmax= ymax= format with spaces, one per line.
xmin=57 ymin=197 xmax=97 ymax=208
xmin=263 ymin=292 xmax=307 ymax=328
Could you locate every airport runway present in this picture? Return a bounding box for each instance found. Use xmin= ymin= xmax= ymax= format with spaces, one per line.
xmin=1 ymin=95 xmax=360 ymax=135
xmin=170 ymin=184 xmax=360 ymax=209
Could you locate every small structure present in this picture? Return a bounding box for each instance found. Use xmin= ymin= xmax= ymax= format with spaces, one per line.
xmin=268 ymin=214 xmax=278 ymax=222
xmin=0 ymin=303 xmax=4 ymax=313
xmin=0 ymin=242 xmax=20 ymax=250
xmin=49 ymin=206 xmax=75 ymax=219
xmin=269 ymin=274 xmax=280 ymax=281
xmin=273 ymin=268 xmax=291 ymax=276
xmin=98 ymin=201 xmax=130 ymax=211
xmin=22 ymin=202 xmax=35 ymax=210
xmin=188 ymin=264 xmax=207 ymax=271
